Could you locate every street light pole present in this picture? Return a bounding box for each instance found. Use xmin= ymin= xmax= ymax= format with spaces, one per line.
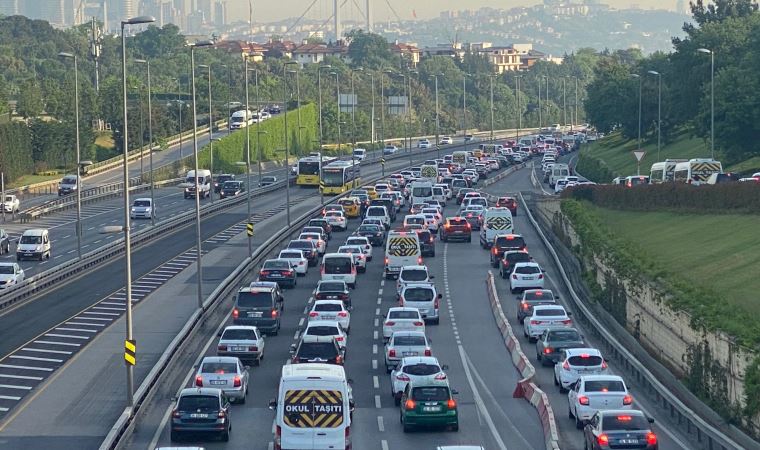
xmin=221 ymin=64 xmax=231 ymax=136
xmin=254 ymin=68 xmax=262 ymax=183
xmin=489 ymin=74 xmax=495 ymax=144
xmin=433 ymin=74 xmax=441 ymax=159
xmin=284 ymin=62 xmax=299 ymax=226
xmin=697 ymin=48 xmax=714 ymax=159
xmin=120 ymin=14 xmax=155 ymax=412
xmin=332 ymin=71 xmax=342 ymax=160
xmin=631 ymin=73 xmax=642 ymax=152
xmin=59 ymin=52 xmax=83 ymax=260
xmin=515 ymin=75 xmax=522 ymax=142
xmin=538 ymin=76 xmax=542 ymax=130
xmin=351 ymin=68 xmax=363 ymax=188
xmin=462 ymin=74 xmax=467 ymax=149
xmin=177 ymin=78 xmax=183 ymax=162
xmin=198 ymin=64 xmax=214 ymax=201
xmin=407 ymin=70 xmax=416 ymax=165
xmin=574 ymin=76 xmax=579 ymax=131
xmin=317 ymin=64 xmax=332 ymax=204
xmin=370 ymin=73 xmax=376 ymax=146
xmin=135 ymin=59 xmax=155 ymax=225
xmin=562 ymin=77 xmax=567 ymax=128
xmin=243 ymin=58 xmax=252 ymax=256
xmin=648 ymin=70 xmax=662 ymax=161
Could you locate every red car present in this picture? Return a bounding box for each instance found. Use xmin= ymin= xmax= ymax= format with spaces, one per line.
xmin=496 ymin=196 xmax=518 ymax=216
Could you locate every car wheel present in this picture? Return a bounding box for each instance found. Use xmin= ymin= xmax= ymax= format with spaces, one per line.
xmin=430 ymin=251 xmax=435 ymax=257
xmin=402 ymin=421 xmax=412 ymax=433
xmin=559 ymin=382 xmax=567 ymax=394
xmin=221 ymin=429 xmax=230 ymax=442
xmin=240 ymin=393 xmax=246 ymax=404
xmin=500 ymin=268 xmax=507 ymax=279
xmin=385 ymin=364 xmax=393 ymax=374
xmin=575 ymin=410 xmax=584 ymax=429
xmin=536 ymin=352 xmax=542 ymax=362
xmin=394 ymin=395 xmax=401 ymax=406
xmin=569 ymin=406 xmax=574 ymax=419
xmin=431 ymin=317 xmax=440 ymax=325
xmin=554 ymin=374 xmax=559 ymax=386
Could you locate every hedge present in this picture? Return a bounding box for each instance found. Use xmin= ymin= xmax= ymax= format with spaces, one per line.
xmin=563 ymin=183 xmax=760 ymax=214
xmin=575 ymin=152 xmax=616 ymax=183
xmin=0 ymin=122 xmax=34 ymax=183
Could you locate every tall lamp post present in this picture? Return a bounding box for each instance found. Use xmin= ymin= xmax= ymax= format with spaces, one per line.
xmin=58 ymin=52 xmax=83 ymax=260
xmin=697 ymin=48 xmax=715 ymax=159
xmin=407 ymin=70 xmax=417 ymax=165
xmin=647 ymin=70 xmax=662 ymax=161
xmin=515 ymin=75 xmax=523 ymax=142
xmin=462 ymin=74 xmax=467 ymax=149
xmin=331 ymin=70 xmax=342 ymax=160
xmin=538 ymin=76 xmax=542 ymax=131
xmin=120 ymin=14 xmax=155 ymax=411
xmin=350 ymin=68 xmax=363 ymax=187
xmin=189 ymin=40 xmax=215 ymax=311
xmin=243 ymin=59 xmax=253 ymax=256
xmin=381 ymin=69 xmax=393 ymax=156
xmin=284 ymin=61 xmax=299 ymax=226
xmin=135 ymin=59 xmax=155 ymax=225
xmin=630 ymin=73 xmax=642 ymax=155
xmin=489 ymin=74 xmax=496 ymax=143
xmin=432 ymin=73 xmax=442 ymax=159
xmin=198 ymin=64 xmax=214 ymax=201
xmin=220 ymin=64 xmax=231 ymax=135
xmin=317 ymin=64 xmax=332 ymax=204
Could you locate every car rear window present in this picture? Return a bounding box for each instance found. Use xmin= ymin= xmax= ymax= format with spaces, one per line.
xmin=412 ymin=387 xmax=449 ymax=401
xmin=515 ymin=265 xmax=540 ymax=274
xmin=404 ymin=288 xmax=434 ymax=302
xmin=406 ymin=217 xmax=425 ymax=225
xmin=585 ymin=380 xmax=625 ymax=392
xmin=298 ymin=342 xmax=338 ymax=359
xmin=289 ymin=241 xmax=315 ymax=250
xmin=496 ymin=236 xmax=525 ymax=248
xmin=535 ymin=308 xmax=566 ymax=317
xmin=263 ymin=260 xmax=290 ymax=269
xmin=324 ymin=257 xmax=352 ymax=273
xmin=178 ymin=395 xmax=219 ymax=411
xmin=523 ymin=290 xmax=552 ymax=300
xmin=548 ymin=330 xmax=581 ymax=341
xmin=404 ymin=364 xmax=441 ymax=376
xmin=389 ymin=310 xmax=420 ymax=320
xmin=602 ymin=414 xmax=649 ymax=431
xmin=306 ymin=326 xmax=340 ymax=336
xmin=221 ymin=328 xmax=256 ymax=340
xmin=346 ymin=239 xmax=366 ymax=246
xmin=393 ymin=335 xmax=427 ymax=346
xmin=568 ymin=355 xmax=603 ymax=367
xmin=314 ymin=303 xmax=343 ymax=312
xmin=237 ymin=291 xmax=273 ymax=308
xmin=319 ymin=282 xmax=346 ymax=291
xmin=201 ymin=362 xmax=237 ymax=373
xmin=280 ymin=251 xmax=302 ymax=259
xmin=400 ymin=269 xmax=428 ymax=282
xmin=448 ymin=218 xmax=467 ymax=226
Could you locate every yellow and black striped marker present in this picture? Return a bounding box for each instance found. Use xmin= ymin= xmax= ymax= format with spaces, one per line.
xmin=124 ymin=339 xmax=136 ymax=366
xmin=380 ymin=158 xmax=385 ymax=164
xmin=388 ymin=237 xmax=419 ymax=256
xmin=247 ymin=222 xmax=254 ymax=237
xmin=283 ymin=389 xmax=344 ymax=428
xmin=487 ymin=216 xmax=512 ymax=230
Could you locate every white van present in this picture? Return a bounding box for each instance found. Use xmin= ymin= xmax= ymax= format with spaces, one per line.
xmin=229 ymin=110 xmax=253 ymax=130
xmin=384 ymin=231 xmax=422 ymax=279
xmin=431 ymin=185 xmax=447 ymax=206
xmin=650 ymin=159 xmax=687 ymax=183
xmin=352 ymin=148 xmax=366 ymax=162
xmin=365 ymin=205 xmax=390 ymax=229
xmin=321 ymin=253 xmax=357 ymax=289
xmin=479 ymin=208 xmax=514 ymax=248
xmin=184 ymin=169 xmax=212 ymax=199
xmin=270 ymin=363 xmax=354 ymax=450
xmin=403 ymin=214 xmax=427 ymax=229
xmin=17 ymin=228 xmax=51 ymax=261
xmin=409 ymin=181 xmax=434 ymax=206
xmin=673 ymin=158 xmax=722 ymax=185
xmin=549 ymin=163 xmax=570 ymax=188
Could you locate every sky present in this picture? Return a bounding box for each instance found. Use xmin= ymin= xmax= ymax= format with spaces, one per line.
xmin=228 ymin=0 xmax=676 ymax=23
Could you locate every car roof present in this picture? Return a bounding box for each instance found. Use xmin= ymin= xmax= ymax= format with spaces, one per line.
xmin=313 ymin=299 xmax=344 ymax=305
xmin=408 ymin=377 xmax=450 ymax=388
xmin=533 ymin=305 xmax=566 ymax=312
xmin=306 ymin=320 xmax=342 ymax=328
xmin=249 ymin=281 xmax=279 ymax=289
xmin=579 ymin=374 xmax=624 ymax=383
xmin=564 ymin=348 xmax=602 ymax=356
xmin=179 ymin=387 xmax=222 ymax=397
xmin=200 ymin=356 xmax=240 ymax=364
xmin=400 ymin=265 xmax=427 ymax=271
xmin=514 ymin=262 xmax=539 ymax=268
xmin=400 ymin=356 xmax=439 ymax=366
xmin=222 ymin=325 xmax=258 ymax=332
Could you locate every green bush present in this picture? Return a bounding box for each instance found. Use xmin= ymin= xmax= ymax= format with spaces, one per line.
xmin=575 ymin=152 xmax=616 ymax=183
xmin=0 ymin=122 xmax=34 ymax=182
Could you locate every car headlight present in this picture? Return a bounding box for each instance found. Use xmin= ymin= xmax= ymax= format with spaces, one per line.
xmin=130 ymin=207 xmax=136 ymax=212
xmin=184 ymin=188 xmax=190 ymax=192
xmin=36 ymin=245 xmax=42 ymax=251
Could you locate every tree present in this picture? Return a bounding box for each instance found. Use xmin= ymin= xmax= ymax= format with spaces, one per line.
xmin=345 ymin=30 xmax=392 ymax=69
xmin=16 ymin=79 xmax=44 ymax=118
xmin=689 ymin=0 xmax=758 ymax=27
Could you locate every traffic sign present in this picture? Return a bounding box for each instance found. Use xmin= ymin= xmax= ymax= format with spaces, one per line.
xmin=380 ymin=158 xmax=386 ymax=165
xmin=633 ymin=150 xmax=646 ymax=162
xmin=124 ymin=339 xmax=136 ymax=366
xmin=246 ymin=222 xmax=254 ymax=237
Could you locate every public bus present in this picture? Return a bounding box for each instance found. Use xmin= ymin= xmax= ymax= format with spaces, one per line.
xmin=296 ymin=156 xmax=337 ymax=186
xmin=320 ymin=161 xmax=361 ymax=195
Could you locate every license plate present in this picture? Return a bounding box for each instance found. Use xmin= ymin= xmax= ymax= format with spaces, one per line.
xmin=247 ymin=312 xmax=263 ymax=317
xmin=523 ymin=276 xmax=535 ymax=280
xmin=24 ymin=253 xmax=32 ymax=256
xmin=269 ymin=274 xmax=282 ymax=278
xmin=423 ymin=406 xmax=441 ymax=412
xmin=619 ymin=439 xmax=638 ymax=444
xmin=402 ymin=352 xmax=418 ymax=356
xmin=210 ymin=380 xmax=226 ymax=385
xmin=189 ymin=413 xmax=209 ymax=418
xmin=322 ymin=315 xmax=336 ymax=320
xmin=231 ymin=346 xmax=247 ymax=351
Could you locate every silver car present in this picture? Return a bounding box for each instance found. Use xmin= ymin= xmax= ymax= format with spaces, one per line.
xmin=217 ymin=326 xmax=265 ymax=365
xmin=399 ymin=283 xmax=441 ymax=324
xmin=130 ymin=198 xmax=154 ymax=219
xmin=384 ymin=331 xmax=432 ymax=373
xmin=382 ymin=307 xmax=425 ymax=340
xmin=390 ymin=356 xmax=448 ymax=405
xmin=194 ymin=356 xmax=249 ymax=403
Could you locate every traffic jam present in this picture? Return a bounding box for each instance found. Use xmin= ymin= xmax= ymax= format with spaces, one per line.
xmin=167 ymin=138 xmax=662 ymax=450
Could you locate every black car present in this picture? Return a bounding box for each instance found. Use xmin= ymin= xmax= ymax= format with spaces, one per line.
xmin=287 ymin=239 xmax=319 ymax=266
xmin=290 ymin=336 xmax=344 ymax=365
xmin=354 ymin=224 xmax=386 ymax=246
xmin=258 ymin=259 xmax=297 ymax=288
xmin=415 ymin=229 xmax=436 ymax=257
xmin=307 ymin=218 xmax=332 ymax=240
xmin=171 ymin=387 xmax=231 ymax=442
xmin=0 ymin=228 xmax=10 ymax=255
xmin=220 ymin=180 xmax=244 ymax=198
xmin=490 ymin=234 xmax=528 ymax=267
xmin=500 ymin=250 xmax=533 ymax=278
xmin=535 ymin=327 xmax=584 ymax=366
xmin=259 ymin=175 xmax=278 ymax=187
xmin=584 ymin=410 xmax=658 ymax=450
xmin=214 ymin=174 xmax=235 ymax=193
xmin=233 ymin=283 xmax=283 ymax=334
xmin=314 ymin=280 xmax=351 ymax=308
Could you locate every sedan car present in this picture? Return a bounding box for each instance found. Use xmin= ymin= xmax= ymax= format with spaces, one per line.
xmin=258 ymin=259 xmax=297 ymax=288
xmin=385 ymin=331 xmax=432 ymax=373
xmin=298 ymin=232 xmax=326 ymax=254
xmin=287 ymin=239 xmax=319 ymax=266
xmin=313 ymin=280 xmax=351 ymax=308
xmin=309 ymin=300 xmax=351 ymax=332
xmin=259 ymin=175 xmax=277 ymax=187
xmin=170 ymin=387 xmax=231 ymax=442
xmin=345 ymin=236 xmax=373 ymax=261
xmin=130 ymin=198 xmax=155 ymax=219
xmin=569 ymin=375 xmax=633 ymax=428
xmin=303 ymin=320 xmax=348 ymax=350
xmin=418 ymin=139 xmax=431 ymax=149
xmin=353 ymin=224 xmax=386 ymax=246
xmin=509 ymin=262 xmax=545 ymax=293
xmin=194 ymin=356 xmax=249 ymax=403
xmin=390 ymin=356 xmax=448 ymax=405
xmin=384 ymin=145 xmax=399 ymax=155
xmin=337 ymin=245 xmax=367 ymax=273
xmin=535 ymin=326 xmax=585 ymax=366
xmin=217 ymin=325 xmax=265 ymax=364
xmin=500 ymin=250 xmax=532 ymax=279
xmin=583 ymin=410 xmax=658 ymax=450
xmin=277 ymin=249 xmax=309 ymax=276
xmin=554 ymin=348 xmax=608 ymax=393
xmin=0 ymin=262 xmax=24 ymax=290
xmin=382 ymin=307 xmax=425 ymax=340
xmin=523 ymin=305 xmax=572 ymax=341
xmin=324 ymin=211 xmax=347 ymax=231
xmin=307 ymin=218 xmax=332 ymax=240
xmin=440 ymin=136 xmax=453 ymax=145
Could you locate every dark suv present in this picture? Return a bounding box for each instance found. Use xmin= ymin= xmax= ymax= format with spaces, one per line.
xmin=415 ymin=229 xmax=436 ymax=257
xmin=439 ymin=217 xmax=471 ymax=242
xmin=214 ymin=173 xmax=235 ymax=193
xmin=499 ymin=250 xmax=532 ymax=278
xmin=232 ymin=285 xmax=283 ymax=334
xmin=314 ymin=280 xmax=352 ymax=308
xmin=171 ymin=387 xmax=231 ymax=442
xmin=307 ymin=218 xmax=332 ymax=240
xmin=290 ymin=336 xmax=344 ymax=365
xmin=490 ymin=234 xmax=528 ymax=267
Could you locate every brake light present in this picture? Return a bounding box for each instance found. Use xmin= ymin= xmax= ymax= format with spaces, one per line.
xmin=578 ymin=395 xmax=589 ymax=405
xmin=623 ymin=394 xmax=633 ymax=405
xmin=417 ymin=257 xmax=423 ymax=264
xmin=384 ymin=257 xmax=389 ymax=265
xmin=271 ymin=309 xmax=278 ymax=318
xmin=617 ymin=415 xmax=633 ymax=421
xmin=249 ymin=345 xmax=258 ymax=352
xmin=309 ymin=312 xmax=319 ymax=317
xmin=544 ymin=347 xmax=553 ymax=354
xmin=218 ymin=345 xmax=228 ymax=352
xmin=466 ymin=223 xmax=471 ymax=230
xmin=396 ymin=373 xmax=410 ymax=381
xmin=385 ymin=321 xmax=395 ymax=326
xmin=232 ymin=308 xmax=239 ymax=319
xmin=389 ymin=349 xmax=396 ymax=357
xmin=405 ymin=399 xmax=416 ymax=410
xmin=233 ymin=375 xmax=242 ymax=387
xmin=335 ymin=336 xmax=344 ymax=342
xmin=512 ymin=274 xmax=518 ymax=280
xmin=492 ymin=247 xmax=498 ymax=255
xmin=434 ymin=372 xmax=447 ymax=380
xmin=562 ymin=360 xmax=570 ymax=370
xmin=530 ymin=320 xmax=540 ymax=325
xmin=447 ymin=399 xmax=457 ymax=409
xmin=218 ymin=410 xmax=227 ymax=419
xmin=424 ymin=348 xmax=432 ymax=356
xmin=340 ymin=293 xmax=349 ymax=300
xmin=522 ymin=303 xmax=530 ymax=310
xmin=602 ymin=360 xmax=608 ymax=369
xmin=172 ymin=409 xmax=180 ymax=418
xmin=260 ymin=270 xmax=270 ymax=276
xmin=561 ymin=319 xmax=572 ymax=325
xmin=413 ymin=321 xmax=424 ymax=327
xmin=597 ymin=434 xmax=609 ymax=445
xmin=538 ymin=274 xmax=544 ymax=279
xmin=195 ymin=375 xmax=203 ymax=387
xmin=335 ymin=355 xmax=344 ymax=364
xmin=646 ymin=432 xmax=657 ymax=445
xmin=580 ymin=353 xmax=590 ymax=358
xmin=434 ymin=298 xmax=439 ymax=309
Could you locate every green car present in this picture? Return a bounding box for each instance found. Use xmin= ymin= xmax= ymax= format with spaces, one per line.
xmin=399 ymin=379 xmax=459 ymax=432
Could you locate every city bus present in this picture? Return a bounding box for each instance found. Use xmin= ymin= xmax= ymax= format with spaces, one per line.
xmin=320 ymin=161 xmax=361 ymax=195
xmin=296 ymin=156 xmax=336 ymax=186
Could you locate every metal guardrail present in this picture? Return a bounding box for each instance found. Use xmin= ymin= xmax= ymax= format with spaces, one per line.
xmin=518 ymin=191 xmax=748 ymax=450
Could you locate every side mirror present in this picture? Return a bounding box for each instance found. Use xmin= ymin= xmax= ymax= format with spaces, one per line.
xmin=647 ymin=417 xmax=655 ymax=424
xmin=217 ymin=329 xmax=223 ymax=337
xmin=349 ymin=399 xmax=356 ymax=411
xmin=515 ymin=296 xmax=522 ymax=300
xmin=429 ymin=275 xmax=435 ymax=279
xmin=451 ymin=389 xmax=459 ymax=395
xmin=554 ymin=295 xmax=560 ymax=300
xmin=441 ymin=364 xmax=449 ymax=370
xmin=437 ymin=293 xmax=443 ymax=300
xmin=567 ymin=312 xmax=573 ymax=316
xmin=268 ymin=398 xmax=277 ymax=410
xmin=347 ymin=378 xmax=354 ymax=385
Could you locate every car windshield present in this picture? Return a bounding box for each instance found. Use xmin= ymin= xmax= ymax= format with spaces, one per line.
xmin=389 ymin=310 xmax=419 ymax=320
xmin=319 ymin=282 xmax=346 ymax=292
xmin=263 ymin=260 xmax=290 ymax=269
xmin=178 ymin=395 xmax=219 ymax=412
xmin=585 ymin=380 xmax=625 ymax=392
xmin=133 ymin=200 xmax=151 ymax=207
xmin=404 ymin=364 xmax=440 ymax=376
xmin=367 ymin=208 xmax=385 ymax=216
xmin=401 ymin=269 xmax=427 ymax=281
xmin=262 ymin=176 xmax=276 ymax=182
xmin=306 ymin=326 xmax=340 ymax=336
xmin=548 ymin=330 xmax=581 ymax=341
xmin=200 ymin=362 xmax=237 ymax=373
xmin=536 ymin=308 xmax=566 ymax=317
xmin=298 ymin=343 xmax=338 ymax=359
xmin=325 ymin=257 xmax=352 ymax=273
xmin=568 ymin=355 xmax=603 ymax=366
xmin=237 ymin=291 xmax=272 ymax=308
xmin=515 ymin=266 xmax=540 ymax=274
xmin=314 ymin=303 xmax=343 ymax=312
xmin=602 ymin=415 xmax=650 ymax=431
xmin=412 ymin=387 xmax=449 ymax=401
xmin=0 ymin=266 xmax=15 ymax=274
xmin=404 ymin=288 xmax=434 ymax=302
xmin=217 ymin=175 xmax=233 ymax=183
xmin=406 ymin=217 xmax=425 ymax=225
xmin=393 ymin=335 xmax=426 ymax=346
xmin=221 ymin=328 xmax=256 ymax=340
xmin=20 ymin=235 xmax=42 ymax=244
xmin=223 ymin=181 xmax=239 ymax=189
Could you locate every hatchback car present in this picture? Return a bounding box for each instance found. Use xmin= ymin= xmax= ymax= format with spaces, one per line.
xmin=259 ymin=175 xmax=278 ymax=187
xmin=569 ymin=375 xmax=633 ymax=427
xmin=220 ymin=180 xmax=244 ymax=198
xmin=439 ymin=217 xmax=471 ymax=242
xmin=298 ymin=232 xmax=327 ymax=255
xmin=194 ymin=356 xmax=249 ymax=403
xmin=232 ymin=284 xmax=283 ymax=335
xmin=554 ymin=348 xmax=608 ymax=392
xmin=535 ymin=326 xmax=584 ymax=366
xmin=390 ymin=356 xmax=448 ymax=405
xmin=290 ymin=335 xmax=344 ymax=365
xmin=337 ymin=245 xmax=367 ymax=273
xmin=383 ymin=307 xmax=425 ymax=340
xmin=313 ymin=280 xmax=351 ymax=308
xmin=354 ymin=224 xmax=386 ymax=246
xmin=396 ymin=265 xmax=433 ymax=296
xmin=385 ymin=331 xmax=432 ymax=373
xmin=217 ymin=325 xmax=265 ymax=365
xmin=303 ymin=320 xmax=348 ymax=350
xmin=399 ymin=283 xmax=441 ymax=324
xmin=490 ymin=234 xmax=527 ymax=267
xmin=171 ymin=387 xmax=231 ymax=442
xmin=307 ymin=218 xmax=332 ymax=239
xmin=400 ymin=379 xmax=459 ymax=432
xmin=324 ymin=211 xmax=348 ymax=231
xmin=277 ymin=250 xmax=309 ymax=276
xmin=309 ymin=300 xmax=351 ymax=332
xmin=258 ymin=259 xmax=297 ymax=288
xmin=344 ymin=236 xmax=373 ymax=260
xmin=287 ymin=239 xmax=319 ymax=266
xmin=583 ymin=410 xmax=657 ymax=450
xmin=500 ymin=250 xmax=533 ymax=279
xmin=510 ymin=262 xmax=545 ymax=293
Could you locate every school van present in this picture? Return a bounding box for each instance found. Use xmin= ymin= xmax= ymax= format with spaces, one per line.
xmin=384 ymin=231 xmax=422 ymax=279
xmin=321 ymin=253 xmax=357 ymax=289
xmin=184 ymin=169 xmax=212 ymax=199
xmin=16 ymin=228 xmax=51 ymax=261
xmin=420 ymin=164 xmax=439 ymax=184
xmin=409 ymin=181 xmax=434 ymax=206
xmin=649 ymin=159 xmax=687 ymax=184
xmin=673 ymin=158 xmax=723 ymax=185
xmin=270 ymin=363 xmax=354 ymax=450
xmin=479 ymin=208 xmax=514 ymax=248
xmin=431 ymin=185 xmax=447 ymax=205
xmin=549 ymin=163 xmax=570 ymax=188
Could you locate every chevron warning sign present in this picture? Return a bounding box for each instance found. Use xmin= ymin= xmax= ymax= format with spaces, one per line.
xmin=283 ymin=389 xmax=344 ymax=428
xmin=124 ymin=339 xmax=136 ymax=366
xmin=247 ymin=222 xmax=254 ymax=236
xmin=486 ymin=215 xmax=513 ymax=230
xmin=387 ymin=236 xmax=419 ymax=256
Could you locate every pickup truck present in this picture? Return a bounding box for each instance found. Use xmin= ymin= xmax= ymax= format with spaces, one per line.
xmin=2 ymin=194 xmax=19 ymax=214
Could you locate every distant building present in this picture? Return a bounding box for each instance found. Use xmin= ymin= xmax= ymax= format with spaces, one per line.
xmin=469 ymin=42 xmax=520 ymax=73
xmin=421 ymin=43 xmax=465 ymax=60
xmin=292 ymin=41 xmax=349 ymax=65
xmin=214 ymin=0 xmax=227 ymax=27
xmin=390 ymin=40 xmax=421 ymax=68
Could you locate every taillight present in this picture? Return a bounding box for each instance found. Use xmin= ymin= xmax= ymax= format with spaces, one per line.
xmin=396 ymin=373 xmax=410 ymax=381
xmin=424 ymin=348 xmax=432 ymax=356
xmin=434 ymin=298 xmax=439 ymax=309
xmin=447 ymin=399 xmax=457 ymax=409
xmin=562 ymin=360 xmax=570 ymax=370
xmin=405 ymin=399 xmax=416 ymax=410
xmin=195 ymin=375 xmax=203 ymax=387
xmin=309 ymin=312 xmax=318 ymax=317
xmin=340 ymin=293 xmax=349 ymax=300
xmin=538 ymin=274 xmax=544 ymax=279
xmin=578 ymin=395 xmax=589 ymax=405
xmin=338 ymin=311 xmax=348 ymax=317
xmin=233 ymin=375 xmax=242 ymax=387
xmin=172 ymin=409 xmax=180 ymax=418
xmin=623 ymin=394 xmax=633 ymax=405
xmin=335 ymin=355 xmax=344 ymax=364
xmin=413 ymin=321 xmax=424 ymax=326
xmin=389 ymin=349 xmax=396 ymax=357
xmin=530 ymin=320 xmax=540 ymax=325
xmin=385 ymin=321 xmax=395 ymax=326
xmin=522 ymin=303 xmax=529 ymax=310
xmin=335 ymin=336 xmax=344 ymax=342
xmin=218 ymin=345 xmax=228 ymax=352
xmin=512 ymin=274 xmax=518 ymax=280
xmin=602 ymin=360 xmax=608 ymax=369
xmin=544 ymin=347 xmax=553 ymax=354
xmin=232 ymin=308 xmax=239 ymax=319
xmin=646 ymin=432 xmax=657 ymax=445
xmin=417 ymin=257 xmax=423 ymax=264
xmin=597 ymin=434 xmax=609 ymax=446
xmin=249 ymin=345 xmax=258 ymax=352
xmin=260 ymin=270 xmax=270 ymax=276
xmin=434 ymin=372 xmax=447 ymax=380
xmin=218 ymin=410 xmax=227 ymax=419
xmin=384 ymin=257 xmax=389 ymax=265
xmin=271 ymin=309 xmax=278 ymax=318
xmin=561 ymin=319 xmax=572 ymax=325
xmin=492 ymin=247 xmax=498 ymax=254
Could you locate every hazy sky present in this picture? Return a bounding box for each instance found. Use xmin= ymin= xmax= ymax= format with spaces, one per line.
xmin=228 ymin=0 xmax=675 ymax=23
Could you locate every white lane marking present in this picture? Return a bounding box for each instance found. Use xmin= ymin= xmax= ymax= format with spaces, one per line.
xmin=378 ymin=288 xmax=383 ymax=296
xmin=82 ymin=311 xmax=120 ymax=316
xmin=34 ymin=340 xmax=80 ymax=347
xmin=74 ymin=316 xmax=111 ymax=321
xmin=376 ymin=298 xmax=381 ymax=305
xmin=381 ymin=440 xmax=389 ymax=450
xmin=375 ymin=308 xmax=380 ymax=316
xmin=372 ymin=359 xmax=378 ymax=370
xmin=374 ymin=318 xmax=379 ymax=327
xmin=45 ymin=333 xmax=89 ymax=340
xmin=293 ymin=330 xmax=300 ymax=340
xmin=268 ymin=442 xmax=274 ymax=450
xmin=0 ymin=364 xmax=53 ymax=372
xmin=374 ymin=395 xmax=381 ymax=409
xmin=373 ymin=330 xmax=378 ymax=340
xmin=10 ymin=355 xmax=62 ymax=363
xmin=372 ymin=344 xmax=378 ymax=354
xmin=0 ymin=395 xmax=21 ymax=401
xmin=66 ymin=322 xmax=105 ymax=327
xmin=373 ymin=376 xmax=379 ymax=389
xmin=377 ymin=415 xmax=385 ymax=432
xmin=0 ymin=373 xmax=43 ymax=381
xmin=55 ymin=327 xmax=97 ymax=333
xmin=0 ymin=384 xmax=32 ymax=391
xmin=21 ymin=347 xmax=72 ymax=355
xmin=298 ymin=318 xmax=304 ymax=327
xmin=380 ymin=279 xmax=385 ymax=287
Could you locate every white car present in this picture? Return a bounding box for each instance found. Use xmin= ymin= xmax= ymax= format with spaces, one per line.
xmin=130 ymin=197 xmax=155 ymax=219
xmin=277 ymin=249 xmax=309 ymax=275
xmin=435 ymin=184 xmax=453 ymax=199
xmin=418 ymin=139 xmax=431 ymax=149
xmin=344 ymin=236 xmax=373 ymax=261
xmin=309 ymin=300 xmax=351 ymax=332
xmin=390 ymin=356 xmax=448 ymax=405
xmin=217 ymin=325 xmax=265 ymax=364
xmin=298 ymin=232 xmax=326 ymax=254
xmin=440 ymin=136 xmax=453 ymax=145
xmin=384 ymin=331 xmax=432 ymax=373
xmin=337 ymin=245 xmax=367 ymax=273
xmin=324 ymin=211 xmax=347 ymax=231
xmin=193 ymin=356 xmax=249 ymax=403
xmin=523 ymin=305 xmax=573 ymax=341
xmin=364 ymin=206 xmax=391 ymax=229
xmin=303 ymin=320 xmax=348 ymax=349
xmin=509 ymin=262 xmax=545 ymax=293
xmin=554 ymin=348 xmax=608 ymax=393
xmin=0 ymin=262 xmax=25 ymax=289
xmin=422 ymin=214 xmax=440 ymax=233
xmin=421 ymin=207 xmax=443 ymax=224
xmin=463 ymin=170 xmax=479 ymax=183
xmin=568 ymin=375 xmax=633 ymax=428
xmin=396 ymin=265 xmax=433 ymax=296
xmin=382 ymin=307 xmax=425 ymax=340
